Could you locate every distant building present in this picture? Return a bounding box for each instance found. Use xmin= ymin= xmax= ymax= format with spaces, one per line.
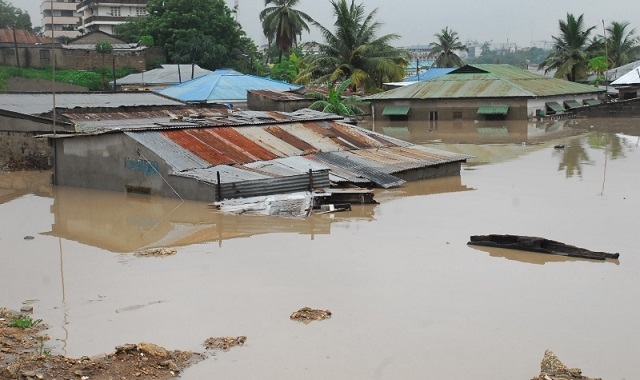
xmin=76 ymin=0 xmax=148 ymax=35
xmin=40 ymin=0 xmax=81 ymax=40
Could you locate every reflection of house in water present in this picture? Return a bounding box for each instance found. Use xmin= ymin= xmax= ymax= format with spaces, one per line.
xmin=45 ymin=186 xmax=376 ymax=253
xmin=377 ymin=119 xmax=586 ymax=145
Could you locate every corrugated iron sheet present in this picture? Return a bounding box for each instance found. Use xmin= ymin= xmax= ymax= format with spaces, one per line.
xmin=174 ymin=165 xmax=271 ymax=184
xmin=311 ymin=152 xmax=405 ymax=188
xmin=0 ymin=93 xmax=184 ymax=116
xmin=236 ymin=126 xmax=304 ymax=157
xmin=125 ymin=132 xmax=210 ymax=172
xmin=264 ymin=125 xmax=319 ymax=153
xmin=248 ymin=90 xmax=308 ymax=101
xmin=244 ymin=156 xmax=330 ymax=177
xmin=277 ymin=122 xmax=348 ymax=152
xmin=218 ymin=171 xmax=330 ymax=199
xmin=0 ymin=29 xmax=50 ymax=44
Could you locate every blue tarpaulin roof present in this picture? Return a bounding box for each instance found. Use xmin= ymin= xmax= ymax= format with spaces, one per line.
xmin=156 ymin=69 xmax=302 ymax=103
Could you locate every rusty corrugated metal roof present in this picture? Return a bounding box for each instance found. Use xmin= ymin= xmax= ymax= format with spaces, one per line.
xmin=58 ymin=107 xmax=470 ymax=189
xmin=367 ymin=64 xmax=604 ymax=100
xmin=248 ymin=89 xmax=308 ymax=101
xmin=0 ymin=29 xmax=51 ymax=44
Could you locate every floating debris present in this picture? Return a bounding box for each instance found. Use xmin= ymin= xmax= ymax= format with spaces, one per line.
xmin=212 ymin=192 xmax=312 ymax=218
xmin=290 ymin=307 xmax=332 ymax=322
xmin=468 ymin=234 xmax=619 ymax=261
xmin=23 ymin=236 xmax=34 ymax=240
xmin=531 ymin=349 xmax=603 ymax=380
xmin=135 ymin=247 xmax=177 ymax=257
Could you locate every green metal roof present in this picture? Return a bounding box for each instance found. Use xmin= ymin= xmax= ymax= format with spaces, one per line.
xmin=564 ymin=100 xmax=582 ymax=109
xmin=382 ymin=105 xmax=411 ymax=115
xmin=367 ymin=64 xmax=604 ymax=100
xmin=583 ymin=98 xmax=601 ymax=106
xmin=477 ymin=105 xmax=510 ymax=115
xmin=545 ymin=102 xmax=565 ymax=113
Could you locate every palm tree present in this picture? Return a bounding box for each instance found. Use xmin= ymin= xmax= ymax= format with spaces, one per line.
xmin=605 ymin=21 xmax=640 ymax=68
xmin=539 ymin=13 xmax=599 ymax=82
xmin=428 ymin=27 xmax=468 ymax=68
xmin=296 ymin=0 xmax=408 ymax=93
xmin=306 ymin=79 xmax=367 ymax=116
xmin=259 ymin=0 xmax=314 ymax=63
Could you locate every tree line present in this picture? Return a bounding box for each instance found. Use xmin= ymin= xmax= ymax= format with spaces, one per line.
xmin=6 ymin=0 xmax=640 ymax=92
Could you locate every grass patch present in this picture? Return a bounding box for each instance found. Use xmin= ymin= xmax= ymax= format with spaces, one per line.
xmin=0 ymin=65 xmax=136 ymax=91
xmin=9 ymin=315 xmax=43 ymax=329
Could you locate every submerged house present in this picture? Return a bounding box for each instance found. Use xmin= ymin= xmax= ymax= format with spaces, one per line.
xmin=156 ymin=69 xmax=302 ymax=107
xmin=49 ymin=108 xmax=469 ymax=202
xmin=0 ymin=92 xmax=185 ymax=169
xmin=367 ymin=64 xmax=604 ymax=123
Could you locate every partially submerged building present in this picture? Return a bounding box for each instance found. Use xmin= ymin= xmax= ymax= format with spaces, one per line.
xmin=156 ymin=69 xmax=302 ymax=107
xmin=0 ymin=92 xmax=185 ymax=168
xmin=367 ymin=64 xmax=604 ymax=123
xmin=49 ymin=108 xmax=469 ymax=201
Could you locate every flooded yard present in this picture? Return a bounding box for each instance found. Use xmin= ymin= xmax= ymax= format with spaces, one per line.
xmin=1 ymin=118 xmax=639 ymax=379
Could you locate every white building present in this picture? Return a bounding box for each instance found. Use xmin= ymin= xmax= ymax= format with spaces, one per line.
xmin=40 ymin=0 xmax=81 ymax=39
xmin=76 ymin=0 xmax=148 ymax=35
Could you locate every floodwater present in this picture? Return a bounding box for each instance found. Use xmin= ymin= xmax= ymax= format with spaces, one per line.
xmin=1 ymin=118 xmax=639 ymax=379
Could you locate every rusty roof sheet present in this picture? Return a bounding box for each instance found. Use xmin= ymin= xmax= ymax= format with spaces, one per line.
xmin=175 ymin=165 xmax=272 ymax=184
xmin=235 ymin=126 xmax=305 ymax=157
xmin=125 ymin=131 xmax=210 ymax=172
xmin=367 ymin=64 xmax=604 ymax=100
xmin=247 ymin=89 xmax=308 ymax=101
xmin=0 ymin=29 xmax=51 ymax=44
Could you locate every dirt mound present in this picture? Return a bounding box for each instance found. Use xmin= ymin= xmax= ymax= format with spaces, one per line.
xmin=0 ymin=308 xmax=205 ymax=379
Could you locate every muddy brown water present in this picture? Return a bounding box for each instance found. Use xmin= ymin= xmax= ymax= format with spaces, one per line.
xmin=1 ymin=118 xmax=639 ymax=379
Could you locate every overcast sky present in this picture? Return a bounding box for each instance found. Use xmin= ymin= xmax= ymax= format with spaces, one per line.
xmin=16 ymin=0 xmax=640 ymax=48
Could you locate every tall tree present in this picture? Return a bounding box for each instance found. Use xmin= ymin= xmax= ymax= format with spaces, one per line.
xmin=259 ymin=0 xmax=314 ymax=63
xmin=539 ymin=13 xmax=599 ymax=82
xmin=428 ymin=27 xmax=468 ymax=68
xmin=116 ymin=0 xmax=260 ymax=72
xmin=296 ymin=0 xmax=408 ymax=93
xmin=0 ymin=0 xmax=32 ymax=30
xmin=605 ymin=21 xmax=640 ymax=68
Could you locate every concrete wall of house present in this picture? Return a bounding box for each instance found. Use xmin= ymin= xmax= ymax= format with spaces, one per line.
xmin=371 ymin=98 xmax=529 ymax=125
xmin=0 ymin=46 xmax=161 ymax=71
xmin=53 ymin=134 xmax=217 ymax=201
xmin=247 ymin=93 xmax=313 ymax=112
xmin=0 ymin=132 xmax=51 ymax=168
xmin=0 ymin=116 xmax=56 ymax=168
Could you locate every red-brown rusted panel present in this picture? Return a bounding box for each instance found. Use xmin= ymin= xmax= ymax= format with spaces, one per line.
xmin=185 ymin=129 xmax=254 ymax=164
xmin=265 ymin=126 xmax=319 ymax=154
xmin=303 ymin=122 xmax=353 ymax=149
xmin=163 ymin=129 xmax=233 ymax=165
xmin=326 ymin=122 xmax=380 ymax=149
xmin=210 ymin=128 xmax=279 ymax=161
